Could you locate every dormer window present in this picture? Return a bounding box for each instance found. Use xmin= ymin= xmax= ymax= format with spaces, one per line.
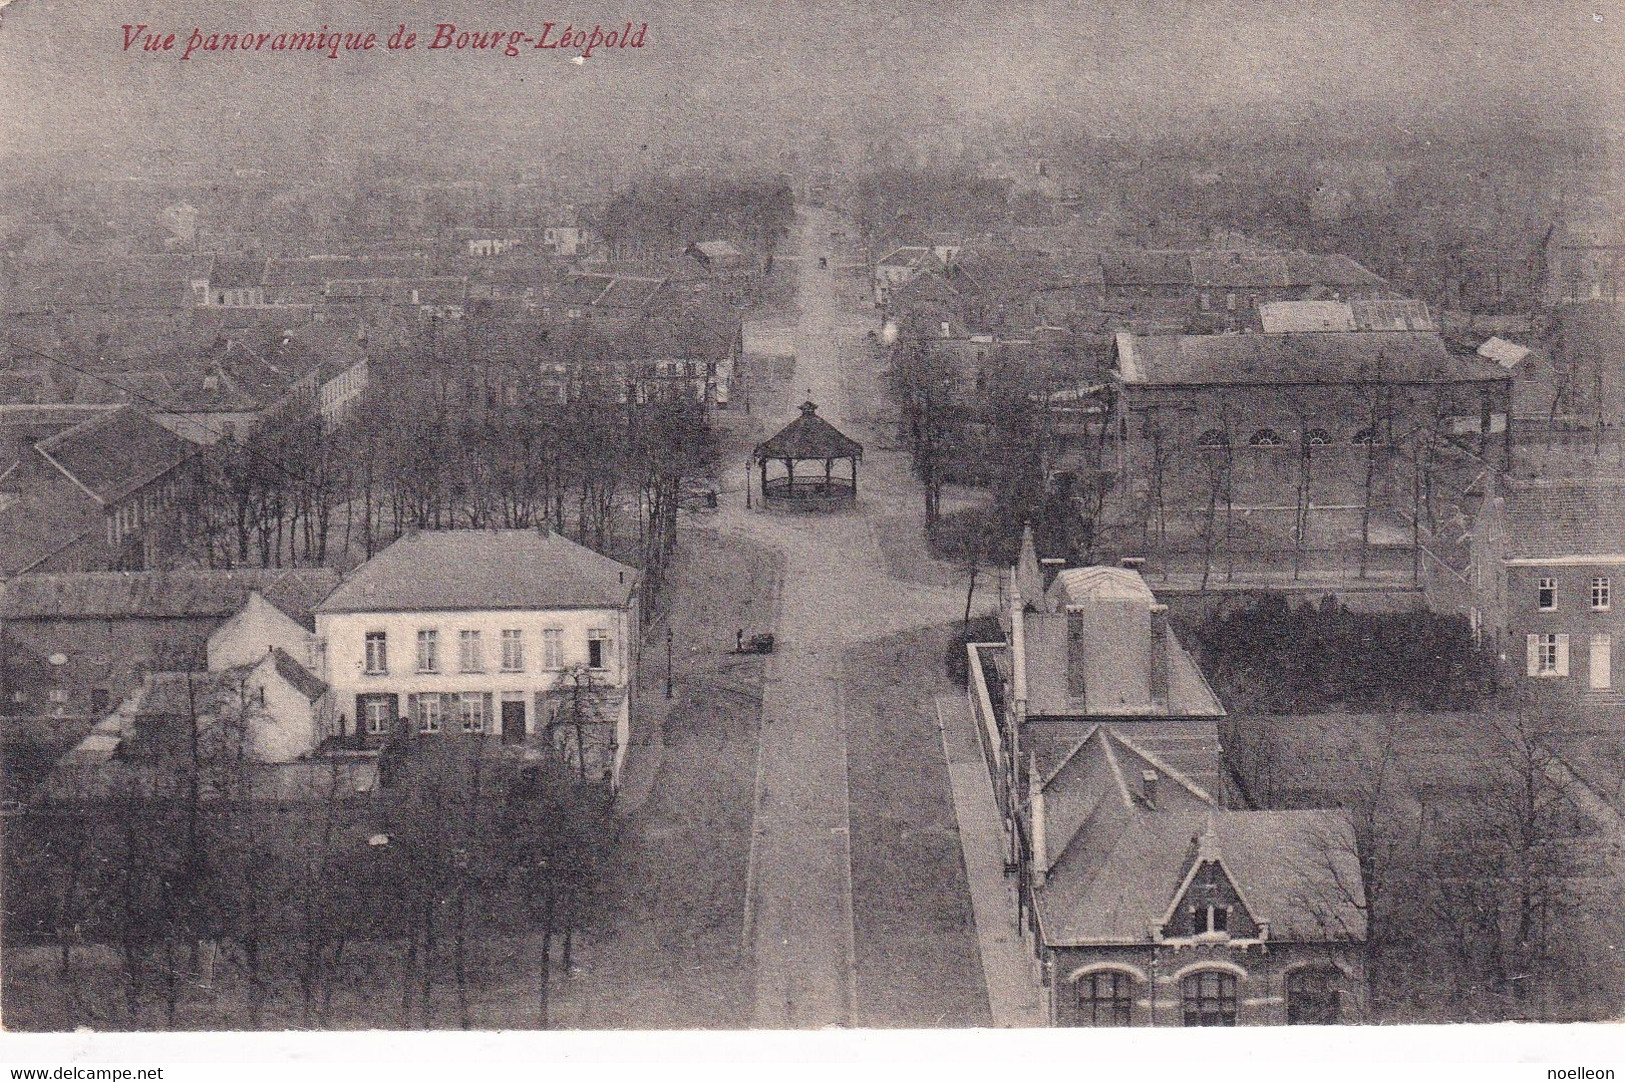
xmin=1207 ymin=905 xmax=1229 ymax=934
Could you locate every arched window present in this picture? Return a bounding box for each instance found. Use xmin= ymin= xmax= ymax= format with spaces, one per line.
xmin=1196 ymin=429 xmax=1229 ymax=449
xmin=1249 ymin=428 xmax=1285 ymax=447
xmin=1181 ymin=970 xmax=1238 ymax=1027
xmin=1286 ymin=968 xmax=1342 ymax=1025
xmin=1352 ymin=427 xmax=1382 ymax=446
xmin=1074 ymin=970 xmax=1134 ymax=1027
xmin=1305 ymin=428 xmax=1332 ymax=446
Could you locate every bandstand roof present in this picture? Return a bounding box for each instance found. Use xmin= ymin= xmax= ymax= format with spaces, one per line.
xmin=753 ymin=401 xmax=863 ymax=462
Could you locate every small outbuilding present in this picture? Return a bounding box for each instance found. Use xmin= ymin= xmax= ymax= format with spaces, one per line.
xmin=752 ymin=400 xmax=863 ymax=511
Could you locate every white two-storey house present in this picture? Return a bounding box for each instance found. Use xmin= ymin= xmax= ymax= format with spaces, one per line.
xmin=314 ymin=528 xmax=640 ymax=787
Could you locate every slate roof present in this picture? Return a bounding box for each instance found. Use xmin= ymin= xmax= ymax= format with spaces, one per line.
xmin=271 ymin=647 xmax=328 ymax=702
xmin=1115 ymin=331 xmax=1507 ymax=386
xmin=1189 ymin=252 xmax=1290 ymax=289
xmin=753 ymin=401 xmax=864 ymax=462
xmin=1030 ymin=726 xmax=1365 ymax=946
xmin=1502 ymin=478 xmax=1625 ymax=560
xmin=315 ymin=529 xmax=638 ymax=614
xmin=878 ymin=246 xmax=933 ymax=269
xmin=1099 ymin=250 xmax=1191 ymax=287
xmin=0 ymin=490 xmax=100 ymax=576
xmin=34 ymin=407 xmax=192 ymax=503
xmin=0 ymin=568 xmax=340 ymax=625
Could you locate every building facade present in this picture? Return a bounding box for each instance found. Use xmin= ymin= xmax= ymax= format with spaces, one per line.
xmin=314 ymin=529 xmax=640 ymax=786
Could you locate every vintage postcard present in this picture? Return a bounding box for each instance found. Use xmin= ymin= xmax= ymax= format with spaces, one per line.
xmin=0 ymin=0 xmax=1621 ymax=1074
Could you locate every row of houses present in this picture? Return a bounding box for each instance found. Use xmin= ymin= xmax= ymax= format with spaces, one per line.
xmin=874 ymin=242 xmax=1397 ymax=332
xmin=6 ymin=528 xmax=642 ymax=799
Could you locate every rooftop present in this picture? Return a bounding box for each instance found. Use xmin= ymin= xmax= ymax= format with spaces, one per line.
xmin=1029 ymin=725 xmax=1366 ymax=946
xmin=1501 ymin=477 xmax=1625 ymax=561
xmin=752 ymin=401 xmax=864 ymax=462
xmin=34 ymin=407 xmax=193 ymax=504
xmin=1114 ymin=330 xmax=1508 ymax=387
xmin=315 ymin=528 xmax=638 ymax=615
xmin=0 ymin=568 xmax=340 ymax=625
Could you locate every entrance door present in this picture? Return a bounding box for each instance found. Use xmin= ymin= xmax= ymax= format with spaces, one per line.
xmin=501 ymin=698 xmax=526 ymax=744
xmin=1590 ymin=633 xmax=1612 ymax=690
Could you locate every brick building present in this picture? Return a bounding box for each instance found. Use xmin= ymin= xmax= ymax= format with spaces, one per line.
xmin=1469 ymin=477 xmax=1625 ymax=707
xmin=966 ymin=533 xmax=1367 ymax=1024
xmin=1077 ymin=330 xmax=1513 ymax=578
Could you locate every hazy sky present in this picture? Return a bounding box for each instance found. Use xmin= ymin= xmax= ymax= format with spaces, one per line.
xmin=1 ymin=0 xmax=1620 ymax=174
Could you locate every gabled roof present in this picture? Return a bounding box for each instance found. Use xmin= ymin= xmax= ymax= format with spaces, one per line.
xmin=270 ymin=647 xmax=327 ymax=702
xmin=33 ymin=407 xmax=192 ymax=504
xmin=0 ymin=568 xmax=340 ymax=624
xmin=1502 ymin=477 xmax=1625 ymax=560
xmin=1030 ymin=726 xmax=1365 ymax=946
xmin=315 ymin=529 xmax=638 ymax=615
xmin=752 ymin=401 xmax=864 ymax=462
xmin=1477 ymin=336 xmax=1532 ymax=369
xmin=1115 ymin=331 xmax=1507 ymax=387
xmin=1189 ymin=252 xmax=1290 ymax=289
xmin=877 ymin=246 xmax=933 ymax=269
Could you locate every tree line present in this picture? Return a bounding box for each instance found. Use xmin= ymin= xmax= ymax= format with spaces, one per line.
xmin=3 ymin=688 xmax=611 ymax=1031
xmin=181 ymin=317 xmax=719 ymax=624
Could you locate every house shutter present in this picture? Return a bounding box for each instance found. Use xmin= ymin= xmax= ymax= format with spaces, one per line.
xmin=1556 ymin=634 xmax=1570 ymax=677
xmin=1526 ymin=634 xmax=1540 ymax=676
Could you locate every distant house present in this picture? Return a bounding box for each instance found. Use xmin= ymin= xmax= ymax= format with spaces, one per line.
xmin=0 ymin=567 xmax=339 ymax=721
xmin=873 ymin=246 xmax=940 ymax=308
xmin=684 ymin=240 xmax=748 ymax=274
xmin=1469 ymin=477 xmax=1625 ymax=707
xmin=968 ymin=535 xmax=1367 ymax=1026
xmin=0 ymin=407 xmax=196 ymax=572
xmin=128 ymin=647 xmax=330 ymax=765
xmin=314 ymin=530 xmax=640 ymax=786
xmin=206 ymin=256 xmax=268 ymax=307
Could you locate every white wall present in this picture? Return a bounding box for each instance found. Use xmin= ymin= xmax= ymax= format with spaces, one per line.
xmin=318 ymin=604 xmax=635 ymax=740
xmin=209 ymin=593 xmax=317 ymax=672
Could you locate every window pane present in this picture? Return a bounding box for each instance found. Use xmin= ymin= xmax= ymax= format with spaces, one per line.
xmin=459 ymin=630 xmax=483 ymax=672
xmin=1076 ymin=971 xmax=1133 ymax=1027
xmin=1182 ymin=971 xmax=1237 ymax=1026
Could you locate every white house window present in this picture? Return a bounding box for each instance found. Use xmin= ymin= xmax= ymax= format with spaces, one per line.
xmin=364 ymin=698 xmax=392 ymax=735
xmin=411 ymin=693 xmax=443 ymax=733
xmin=458 ymin=692 xmax=488 ymax=733
xmin=1196 ymin=429 xmax=1229 ymax=449
xmin=417 ymin=629 xmax=440 ymax=673
xmin=48 ymin=688 xmax=69 ymax=704
xmin=543 ymin=628 xmax=563 ymax=669
xmin=500 ymin=629 xmax=525 ymax=672
xmin=1248 ymin=429 xmax=1285 ymax=447
xmin=1591 ymin=577 xmax=1610 ymax=611
xmin=1529 ymin=633 xmax=1568 ymax=676
xmin=1305 ymin=428 xmax=1332 ymax=446
xmin=365 ymin=632 xmax=388 ymax=675
xmin=1538 ymin=577 xmax=1557 ymax=611
xmin=588 ymin=629 xmax=609 ymax=670
xmin=459 ymin=630 xmax=484 ymax=673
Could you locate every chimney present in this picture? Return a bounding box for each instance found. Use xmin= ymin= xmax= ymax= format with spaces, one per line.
xmin=1140 ymin=769 xmax=1159 ymax=809
xmin=1149 ymin=603 xmax=1171 ymax=710
xmin=1119 ymin=556 xmax=1146 ymax=572
xmin=1039 ymin=557 xmax=1066 ymax=591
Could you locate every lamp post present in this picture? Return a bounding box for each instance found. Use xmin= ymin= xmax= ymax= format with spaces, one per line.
xmin=745 ymin=459 xmax=752 ymax=509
